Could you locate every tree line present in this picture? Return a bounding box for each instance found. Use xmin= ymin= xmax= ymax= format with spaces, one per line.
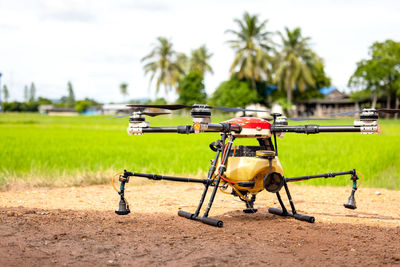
xmin=349 ymin=40 xmax=400 ymax=114
xmin=141 ymin=12 xmax=400 ymax=114
xmin=141 ymin=12 xmax=331 ymax=114
xmin=1 ymin=81 xmax=99 ymax=113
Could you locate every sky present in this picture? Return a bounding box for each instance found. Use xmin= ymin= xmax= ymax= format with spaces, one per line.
xmin=0 ymin=0 xmax=399 ymax=103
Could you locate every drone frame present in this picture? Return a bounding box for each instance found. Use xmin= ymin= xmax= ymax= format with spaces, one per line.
xmin=114 ymin=111 xmax=364 ymax=227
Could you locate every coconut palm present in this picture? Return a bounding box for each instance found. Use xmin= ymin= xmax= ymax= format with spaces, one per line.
xmin=120 ymin=83 xmax=128 ymax=101
xmin=274 ymin=27 xmax=315 ymax=107
xmin=226 ymin=12 xmax=274 ymax=90
xmin=189 ymin=45 xmax=213 ymax=77
xmin=2 ymin=85 xmax=9 ymax=102
xmin=141 ymin=37 xmax=184 ymax=100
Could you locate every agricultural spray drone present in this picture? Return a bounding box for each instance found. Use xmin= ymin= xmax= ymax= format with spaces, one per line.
xmin=112 ymin=104 xmax=399 ymax=227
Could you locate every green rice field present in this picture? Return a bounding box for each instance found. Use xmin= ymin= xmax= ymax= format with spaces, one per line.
xmin=0 ymin=113 xmax=399 ymax=189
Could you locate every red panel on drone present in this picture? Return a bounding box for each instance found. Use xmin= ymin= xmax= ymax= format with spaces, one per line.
xmin=223 ymin=117 xmax=271 ymax=129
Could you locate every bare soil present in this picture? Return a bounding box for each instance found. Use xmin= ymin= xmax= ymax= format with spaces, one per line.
xmin=1 ymin=182 xmax=400 ymax=266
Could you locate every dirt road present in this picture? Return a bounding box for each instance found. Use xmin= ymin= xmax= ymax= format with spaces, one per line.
xmin=1 ymin=182 xmax=400 ymax=266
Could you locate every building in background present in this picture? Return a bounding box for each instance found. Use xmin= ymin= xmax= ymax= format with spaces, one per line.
xmin=298 ymin=87 xmax=361 ymax=117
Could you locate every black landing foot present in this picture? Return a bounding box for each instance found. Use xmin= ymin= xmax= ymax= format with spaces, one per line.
xmin=242 ymin=194 xmax=257 ymax=213
xmin=268 ymin=207 xmax=315 ymax=223
xmin=243 ymin=208 xmax=258 ymax=213
xmin=269 ymin=182 xmax=315 ymax=223
xmin=178 ymin=210 xmax=223 ymax=227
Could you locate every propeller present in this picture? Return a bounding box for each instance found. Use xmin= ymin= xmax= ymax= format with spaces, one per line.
xmin=109 ymin=109 xmax=171 ymax=119
xmin=126 ymin=104 xmax=270 ymax=113
xmin=263 ymin=117 xmax=334 ymax=122
xmin=328 ymin=108 xmax=400 ymax=116
xmin=286 ymin=117 xmax=335 ymax=121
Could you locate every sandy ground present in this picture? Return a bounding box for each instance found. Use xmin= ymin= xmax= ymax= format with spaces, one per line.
xmin=1 ymin=182 xmax=400 ymax=266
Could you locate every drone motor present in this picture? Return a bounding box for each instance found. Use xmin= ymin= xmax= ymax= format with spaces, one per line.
xmin=191 ymin=104 xmax=212 ymax=133
xmin=354 ymin=108 xmax=379 ymax=134
xmin=127 ymin=112 xmax=150 ymax=135
xmin=275 ymin=115 xmax=288 ymax=138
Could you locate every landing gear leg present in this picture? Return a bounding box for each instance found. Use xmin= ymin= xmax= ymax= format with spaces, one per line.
xmin=268 ymin=180 xmax=315 ymax=223
xmin=243 ymin=195 xmax=258 ymax=213
xmin=178 ymin=134 xmax=235 ymax=227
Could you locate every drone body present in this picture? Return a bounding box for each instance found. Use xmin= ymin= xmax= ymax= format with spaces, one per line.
xmin=212 ymin=117 xmax=284 ymax=195
xmin=112 ymin=104 xmax=398 ymax=227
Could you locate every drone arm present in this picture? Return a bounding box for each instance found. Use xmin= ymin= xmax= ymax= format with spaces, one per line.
xmin=284 ymin=169 xmax=356 ymax=182
xmin=121 ymin=171 xmax=254 ymax=187
xmin=272 ymin=125 xmax=366 ymax=134
xmin=138 ymin=123 xmax=241 ymax=134
xmin=206 ymin=123 xmax=241 ymax=133
xmin=141 ymin=126 xmax=194 ymax=134
xmin=123 ymin=171 xmax=210 ymax=184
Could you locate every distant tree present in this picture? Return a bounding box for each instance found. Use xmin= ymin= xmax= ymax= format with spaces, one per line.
xmin=306 ymin=51 xmax=331 ymax=90
xmin=141 ymin=37 xmax=184 ymax=100
xmin=37 ymin=97 xmax=52 ymax=105
xmin=293 ymin=51 xmax=330 ymax=101
xmin=29 ymin=82 xmax=36 ymax=101
xmin=2 ymin=85 xmax=9 ymax=102
xmin=177 ymin=71 xmax=207 ymax=106
xmin=75 ymin=98 xmax=99 ymax=113
xmin=226 ymin=12 xmax=274 ymax=90
xmin=24 ymin=86 xmax=29 ymax=102
xmin=210 ymin=77 xmax=259 ymax=109
xmin=274 ymin=27 xmax=315 ymax=108
xmin=189 ymin=45 xmax=213 ymax=77
xmin=66 ymin=81 xmax=75 ymax=107
xmin=176 ymin=52 xmax=189 ymax=75
xmin=349 ymin=40 xmax=400 ymax=116
xmin=3 ymin=101 xmax=21 ymax=112
xmin=3 ymin=101 xmax=38 ymax=112
xmin=120 ymin=83 xmax=129 ymax=100
xmin=349 ymin=59 xmax=382 ymax=108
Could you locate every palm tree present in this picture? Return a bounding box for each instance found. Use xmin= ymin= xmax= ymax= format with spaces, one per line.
xmin=141 ymin=37 xmax=184 ymax=100
xmin=120 ymin=83 xmax=128 ymax=101
xmin=226 ymin=12 xmax=274 ymax=90
xmin=274 ymin=27 xmax=315 ymax=107
xmin=2 ymin=85 xmax=9 ymax=102
xmin=189 ymin=45 xmax=213 ymax=77
xmin=173 ymin=52 xmax=189 ymax=93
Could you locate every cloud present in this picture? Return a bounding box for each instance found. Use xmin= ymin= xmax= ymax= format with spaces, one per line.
xmin=0 ymin=24 xmax=20 ymax=30
xmin=39 ymin=0 xmax=96 ymax=22
xmin=119 ymin=0 xmax=171 ymax=12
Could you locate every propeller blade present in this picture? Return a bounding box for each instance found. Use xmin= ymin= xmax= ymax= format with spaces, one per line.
xmin=377 ymin=108 xmax=400 ymax=114
xmin=328 ymin=108 xmax=400 ymax=116
xmin=288 ymin=117 xmax=335 ymax=121
xmin=126 ymin=104 xmax=191 ymax=110
xmin=142 ymin=111 xmax=171 ymax=117
xmin=212 ymin=106 xmax=269 ymax=113
xmin=126 ymin=104 xmax=270 ymax=113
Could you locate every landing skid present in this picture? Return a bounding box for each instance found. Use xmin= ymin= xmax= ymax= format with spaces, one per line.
xmin=268 ymin=180 xmax=315 ymax=223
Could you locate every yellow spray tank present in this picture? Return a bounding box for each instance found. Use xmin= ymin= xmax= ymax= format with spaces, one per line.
xmin=215 ymin=149 xmax=284 ymax=194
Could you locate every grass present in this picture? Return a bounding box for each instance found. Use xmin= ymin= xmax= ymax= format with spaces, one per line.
xmin=0 ymin=113 xmax=399 ymax=189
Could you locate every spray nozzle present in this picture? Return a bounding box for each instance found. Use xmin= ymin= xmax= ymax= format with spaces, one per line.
xmin=115 ymin=170 xmax=131 ymax=215
xmin=344 ymin=172 xmax=358 ymax=210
